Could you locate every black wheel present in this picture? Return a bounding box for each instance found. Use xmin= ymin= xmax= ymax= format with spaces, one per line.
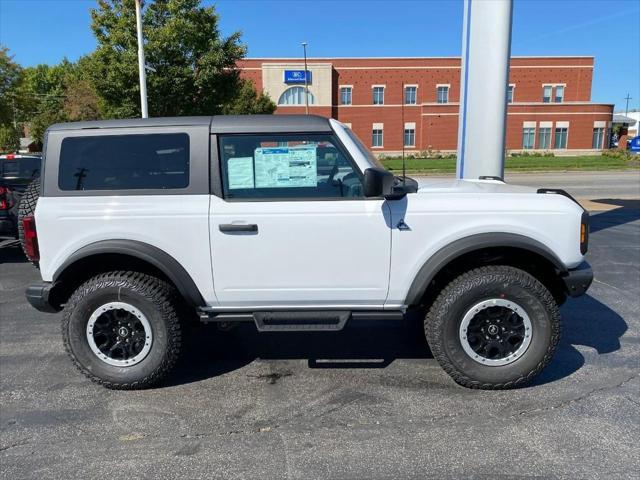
xmin=424 ymin=265 xmax=560 ymax=389
xmin=17 ymin=177 xmax=40 ymax=266
xmin=62 ymin=271 xmax=182 ymax=389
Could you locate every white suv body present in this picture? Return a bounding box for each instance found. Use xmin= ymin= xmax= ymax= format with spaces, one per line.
xmin=23 ymin=115 xmax=592 ymax=390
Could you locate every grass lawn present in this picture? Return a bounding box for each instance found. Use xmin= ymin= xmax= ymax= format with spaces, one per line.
xmin=381 ymin=155 xmax=639 ymax=174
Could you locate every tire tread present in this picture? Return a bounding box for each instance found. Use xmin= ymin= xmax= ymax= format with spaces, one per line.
xmin=61 ymin=271 xmax=182 ymax=390
xmin=424 ymin=265 xmax=561 ymax=390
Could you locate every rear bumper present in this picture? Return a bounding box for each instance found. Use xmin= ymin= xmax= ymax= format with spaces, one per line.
xmin=25 ymin=282 xmax=60 ymax=313
xmin=561 ymin=262 xmax=593 ymax=297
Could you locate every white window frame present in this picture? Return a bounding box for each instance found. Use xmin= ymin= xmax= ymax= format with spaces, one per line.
xmin=554 ymin=121 xmax=569 ymax=149
xmin=522 ymin=121 xmax=536 ymax=150
xmin=339 ymin=85 xmax=352 ymax=106
xmin=372 ymin=122 xmax=384 ymax=148
xmin=538 ymin=121 xmax=552 ymax=149
xmin=507 ymin=84 xmax=515 ymax=103
xmin=372 ymin=85 xmax=385 ymax=105
xmin=403 ymin=122 xmax=416 ymax=147
xmin=436 ymin=84 xmax=450 ymax=104
xmin=542 ymin=83 xmax=566 ymax=104
xmin=404 ymin=85 xmax=418 ymax=105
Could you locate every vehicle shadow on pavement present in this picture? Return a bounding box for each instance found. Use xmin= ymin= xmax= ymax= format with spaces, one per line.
xmin=0 ymin=245 xmax=27 ymax=264
xmin=531 ymin=294 xmax=627 ymax=386
xmin=167 ymin=316 xmax=431 ymax=387
xmin=590 ymin=199 xmax=640 ymax=233
xmin=168 ymin=293 xmax=627 ymax=388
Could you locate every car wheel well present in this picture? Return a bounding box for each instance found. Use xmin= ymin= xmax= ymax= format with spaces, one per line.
xmin=51 ymin=253 xmax=181 ymax=309
xmin=418 ymin=246 xmax=567 ymax=309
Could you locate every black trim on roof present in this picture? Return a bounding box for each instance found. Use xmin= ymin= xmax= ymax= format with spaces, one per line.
xmin=47 ymin=116 xmax=213 ymax=131
xmin=210 ymin=114 xmax=332 ymax=134
xmin=46 ymin=114 xmax=333 ymax=134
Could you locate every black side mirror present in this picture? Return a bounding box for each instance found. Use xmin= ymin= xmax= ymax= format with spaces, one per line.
xmin=363 ymin=167 xmax=395 ymax=198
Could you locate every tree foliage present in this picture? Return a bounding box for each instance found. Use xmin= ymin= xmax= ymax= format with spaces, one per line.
xmin=87 ymin=0 xmax=274 ymax=117
xmin=0 ymin=0 xmax=274 ymax=146
xmin=0 ymin=124 xmax=20 ymax=153
xmin=0 ymin=46 xmax=22 ymax=125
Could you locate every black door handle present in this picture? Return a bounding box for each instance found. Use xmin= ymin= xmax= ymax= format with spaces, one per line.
xmin=219 ymin=223 xmax=258 ymax=233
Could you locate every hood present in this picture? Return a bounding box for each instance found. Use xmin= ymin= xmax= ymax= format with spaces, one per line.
xmin=416 ymin=178 xmax=536 ymax=195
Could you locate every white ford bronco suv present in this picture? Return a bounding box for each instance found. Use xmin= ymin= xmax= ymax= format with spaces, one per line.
xmin=21 ymin=115 xmax=592 ymax=390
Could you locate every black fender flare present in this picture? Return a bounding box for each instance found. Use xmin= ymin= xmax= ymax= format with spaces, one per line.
xmin=404 ymin=232 xmax=567 ymax=306
xmin=53 ymin=239 xmax=206 ymax=306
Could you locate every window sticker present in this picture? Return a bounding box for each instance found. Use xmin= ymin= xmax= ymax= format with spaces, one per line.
xmin=227 ymin=157 xmax=255 ymax=189
xmin=254 ymin=146 xmax=317 ymax=188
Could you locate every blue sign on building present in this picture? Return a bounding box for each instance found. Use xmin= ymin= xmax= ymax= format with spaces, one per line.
xmin=284 ymin=70 xmax=311 ymax=84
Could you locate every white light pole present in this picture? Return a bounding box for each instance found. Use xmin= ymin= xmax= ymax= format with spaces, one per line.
xmin=135 ymin=0 xmax=149 ymax=118
xmin=456 ymin=0 xmax=513 ymax=179
xmin=302 ymin=42 xmax=309 ymax=115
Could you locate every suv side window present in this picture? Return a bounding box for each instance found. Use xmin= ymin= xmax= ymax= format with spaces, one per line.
xmin=218 ymin=134 xmax=363 ymax=200
xmin=58 ymin=133 xmax=189 ymax=191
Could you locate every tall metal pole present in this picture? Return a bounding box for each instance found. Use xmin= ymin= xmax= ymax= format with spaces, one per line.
xmin=302 ymin=42 xmax=309 ymax=115
xmin=135 ymin=0 xmax=149 ymax=118
xmin=456 ymin=0 xmax=513 ymax=180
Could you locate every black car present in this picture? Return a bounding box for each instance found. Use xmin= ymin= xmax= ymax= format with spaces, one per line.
xmin=0 ymin=154 xmax=41 ymax=237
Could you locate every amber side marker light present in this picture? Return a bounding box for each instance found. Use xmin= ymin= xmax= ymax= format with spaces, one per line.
xmin=580 ymin=212 xmax=590 ymax=255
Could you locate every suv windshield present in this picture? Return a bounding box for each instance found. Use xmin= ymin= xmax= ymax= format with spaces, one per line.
xmin=343 ymin=127 xmax=386 ymax=170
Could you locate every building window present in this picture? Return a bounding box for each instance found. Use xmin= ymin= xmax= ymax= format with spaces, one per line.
xmin=405 ymin=86 xmax=417 ymax=105
xmin=538 ymin=128 xmax=552 ymax=149
xmin=554 ymin=85 xmax=564 ymax=103
xmin=542 ymin=85 xmax=552 ymax=103
xmin=437 ymin=85 xmax=449 ymax=104
xmin=507 ymin=85 xmax=514 ymax=103
xmin=372 ymin=125 xmax=384 ymax=147
xmin=522 ymin=127 xmax=536 ymax=149
xmin=278 ymin=86 xmax=314 ymax=105
xmin=554 ymin=127 xmax=568 ymax=149
xmin=340 ymin=86 xmax=352 ymax=105
xmin=372 ymin=86 xmax=385 ymax=105
xmin=404 ymin=123 xmax=416 ymax=147
xmin=592 ymin=127 xmax=605 ymax=149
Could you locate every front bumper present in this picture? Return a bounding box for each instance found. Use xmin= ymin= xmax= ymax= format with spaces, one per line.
xmin=25 ymin=282 xmax=60 ymax=313
xmin=561 ymin=262 xmax=593 ymax=297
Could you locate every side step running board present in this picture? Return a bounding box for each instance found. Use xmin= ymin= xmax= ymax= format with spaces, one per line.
xmin=198 ymin=310 xmax=404 ymax=332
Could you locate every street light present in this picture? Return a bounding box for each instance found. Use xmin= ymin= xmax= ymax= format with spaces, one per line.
xmin=302 ymin=42 xmax=309 ymax=115
xmin=135 ymin=0 xmax=149 ymax=118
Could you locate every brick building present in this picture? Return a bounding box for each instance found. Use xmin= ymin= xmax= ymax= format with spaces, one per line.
xmin=238 ymin=56 xmax=613 ymax=155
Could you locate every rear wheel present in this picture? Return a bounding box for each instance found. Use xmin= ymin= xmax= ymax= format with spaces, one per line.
xmin=17 ymin=177 xmax=40 ymax=266
xmin=62 ymin=271 xmax=182 ymax=389
xmin=425 ymin=265 xmax=560 ymax=389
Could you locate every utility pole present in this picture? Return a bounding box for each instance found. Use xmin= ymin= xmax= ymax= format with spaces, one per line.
xmin=135 ymin=0 xmax=149 ymax=118
xmin=624 ymin=93 xmax=632 ymax=116
xmin=302 ymin=42 xmax=309 ymax=115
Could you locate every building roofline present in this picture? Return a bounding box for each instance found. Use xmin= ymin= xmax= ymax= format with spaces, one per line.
xmin=242 ymin=55 xmax=595 ymax=60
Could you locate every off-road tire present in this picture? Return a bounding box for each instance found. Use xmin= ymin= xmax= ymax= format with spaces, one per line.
xmin=62 ymin=271 xmax=182 ymax=389
xmin=17 ymin=177 xmax=40 ymax=266
xmin=425 ymin=265 xmax=561 ymax=389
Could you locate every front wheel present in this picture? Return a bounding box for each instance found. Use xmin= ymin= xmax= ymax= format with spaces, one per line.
xmin=425 ymin=265 xmax=561 ymax=389
xmin=62 ymin=271 xmax=182 ymax=389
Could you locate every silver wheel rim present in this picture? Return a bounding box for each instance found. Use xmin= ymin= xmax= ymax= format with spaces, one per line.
xmin=86 ymin=302 xmax=153 ymax=367
xmin=459 ymin=298 xmax=532 ymax=366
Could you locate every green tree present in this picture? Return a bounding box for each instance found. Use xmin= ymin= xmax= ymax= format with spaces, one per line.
xmin=0 ymin=46 xmax=22 ymax=126
xmin=0 ymin=124 xmax=20 ymax=153
xmin=222 ymin=78 xmax=276 ymax=115
xmin=87 ymin=0 xmax=274 ymax=117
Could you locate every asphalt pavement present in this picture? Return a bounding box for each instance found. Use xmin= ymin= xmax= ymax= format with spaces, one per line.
xmin=1 ymin=172 xmax=639 ymax=479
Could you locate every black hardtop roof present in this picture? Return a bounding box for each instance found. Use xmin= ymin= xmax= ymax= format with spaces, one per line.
xmin=47 ymin=114 xmax=333 ymax=134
